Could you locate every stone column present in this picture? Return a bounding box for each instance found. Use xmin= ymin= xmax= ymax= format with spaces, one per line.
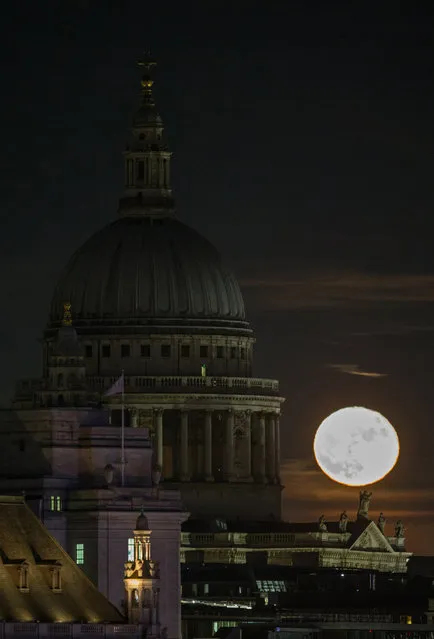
xmin=155 ymin=409 xmax=164 ymax=470
xmin=245 ymin=410 xmax=253 ymax=480
xmin=275 ymin=414 xmax=281 ymax=483
xmin=225 ymin=409 xmax=235 ymax=481
xmin=267 ymin=413 xmax=276 ymax=481
xmin=258 ymin=412 xmax=266 ymax=483
xmin=204 ymin=410 xmax=214 ymax=481
xmin=180 ymin=410 xmax=190 ymax=481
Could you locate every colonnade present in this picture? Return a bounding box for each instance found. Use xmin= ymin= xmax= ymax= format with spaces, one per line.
xmin=128 ymin=408 xmax=281 ymax=484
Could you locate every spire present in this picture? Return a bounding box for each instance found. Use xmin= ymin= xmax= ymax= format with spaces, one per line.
xmin=119 ymin=53 xmax=174 ymax=219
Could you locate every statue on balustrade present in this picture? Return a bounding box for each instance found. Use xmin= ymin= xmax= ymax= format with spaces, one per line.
xmin=395 ymin=520 xmax=405 ymax=538
xmin=357 ymin=490 xmax=372 ymax=518
xmin=338 ymin=510 xmax=349 ymax=533
xmin=377 ymin=512 xmax=386 ymax=534
xmin=318 ymin=514 xmax=327 ymax=532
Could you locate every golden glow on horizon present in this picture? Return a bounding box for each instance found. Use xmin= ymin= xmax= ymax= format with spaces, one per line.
xmin=313 ymin=406 xmax=400 ymax=487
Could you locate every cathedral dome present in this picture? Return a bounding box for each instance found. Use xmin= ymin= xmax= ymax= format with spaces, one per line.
xmin=49 ymin=216 xmax=247 ymax=332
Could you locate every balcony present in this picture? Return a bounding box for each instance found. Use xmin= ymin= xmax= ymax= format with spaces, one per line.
xmin=87 ymin=375 xmax=280 ymax=397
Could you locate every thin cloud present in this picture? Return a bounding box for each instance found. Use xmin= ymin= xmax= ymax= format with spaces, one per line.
xmin=238 ymin=267 xmax=434 ymax=311
xmin=328 ymin=364 xmax=388 ymax=378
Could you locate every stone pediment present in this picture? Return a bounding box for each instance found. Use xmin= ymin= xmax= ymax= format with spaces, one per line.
xmin=349 ymin=520 xmax=394 ymax=553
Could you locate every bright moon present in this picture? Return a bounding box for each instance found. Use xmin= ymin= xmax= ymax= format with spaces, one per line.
xmin=313 ymin=406 xmax=400 ymax=486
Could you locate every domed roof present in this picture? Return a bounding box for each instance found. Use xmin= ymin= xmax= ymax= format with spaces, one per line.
xmin=49 ymin=216 xmax=248 ymax=332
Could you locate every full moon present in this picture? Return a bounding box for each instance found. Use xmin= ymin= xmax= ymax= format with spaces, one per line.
xmin=313 ymin=406 xmax=400 ymax=486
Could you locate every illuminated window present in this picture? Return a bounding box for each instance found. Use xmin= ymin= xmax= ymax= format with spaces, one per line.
xmin=121 ymin=344 xmax=130 ymax=358
xmin=200 ymin=345 xmax=209 ymax=358
xmin=141 ymin=344 xmax=151 ymax=358
xmin=203 ymin=583 xmax=209 ymax=594
xmin=181 ymin=345 xmax=190 ymax=358
xmin=102 ymin=344 xmax=111 ymax=358
xmin=128 ymin=538 xmax=135 ymax=561
xmin=76 ymin=543 xmax=84 ymax=565
xmin=256 ymin=580 xmax=287 ymax=593
xmin=85 ymin=345 xmax=93 ymax=358
xmin=216 ymin=346 xmax=224 ymax=358
xmin=50 ymin=495 xmax=62 ymax=512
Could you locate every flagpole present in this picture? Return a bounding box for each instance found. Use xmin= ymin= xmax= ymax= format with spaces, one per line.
xmin=121 ymin=369 xmax=125 ymax=487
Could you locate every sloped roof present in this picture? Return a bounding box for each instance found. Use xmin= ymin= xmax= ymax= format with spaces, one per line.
xmin=0 ymin=496 xmax=124 ymax=623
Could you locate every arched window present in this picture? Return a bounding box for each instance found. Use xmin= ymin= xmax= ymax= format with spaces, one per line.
xmin=132 ymin=589 xmax=140 ymax=607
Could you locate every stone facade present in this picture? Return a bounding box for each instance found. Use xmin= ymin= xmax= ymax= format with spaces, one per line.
xmin=0 ymin=408 xmax=187 ymax=639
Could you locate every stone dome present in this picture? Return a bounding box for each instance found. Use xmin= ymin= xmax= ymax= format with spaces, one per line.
xmin=49 ymin=216 xmax=248 ymax=334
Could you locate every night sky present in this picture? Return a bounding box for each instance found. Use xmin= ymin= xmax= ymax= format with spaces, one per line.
xmin=2 ymin=3 xmax=434 ymax=552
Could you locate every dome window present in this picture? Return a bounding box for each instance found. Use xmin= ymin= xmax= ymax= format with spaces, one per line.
xmin=216 ymin=346 xmax=224 ymax=359
xmin=161 ymin=344 xmax=171 ymax=358
xmin=121 ymin=344 xmax=131 ymax=358
xmin=200 ymin=345 xmax=209 ymax=358
xmin=181 ymin=345 xmax=190 ymax=358
xmin=85 ymin=345 xmax=93 ymax=358
xmin=240 ymin=347 xmax=246 ymax=360
xmin=140 ymin=344 xmax=151 ymax=358
xmin=230 ymin=346 xmax=237 ymax=359
xmin=102 ymin=344 xmax=111 ymax=358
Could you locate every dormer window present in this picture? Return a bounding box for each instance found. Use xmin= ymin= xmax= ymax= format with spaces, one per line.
xmin=18 ymin=562 xmax=29 ymax=592
xmin=51 ymin=563 xmax=62 ymax=592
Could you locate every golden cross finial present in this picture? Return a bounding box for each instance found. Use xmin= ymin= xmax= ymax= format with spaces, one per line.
xmin=138 ymin=51 xmax=157 ymax=91
xmin=62 ymin=302 xmax=72 ymax=326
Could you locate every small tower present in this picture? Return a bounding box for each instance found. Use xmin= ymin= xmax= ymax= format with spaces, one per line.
xmin=46 ymin=302 xmax=87 ymax=407
xmin=119 ymin=52 xmax=174 ymax=219
xmin=124 ymin=509 xmax=161 ymax=635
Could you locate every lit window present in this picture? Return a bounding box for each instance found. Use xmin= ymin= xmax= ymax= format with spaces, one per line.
xmin=128 ymin=538 xmax=135 ymax=561
xmin=255 ymin=579 xmax=287 ymax=593
xmin=76 ymin=543 xmax=84 ymax=565
xmin=204 ymin=583 xmax=209 ymax=594
xmin=200 ymin=345 xmax=209 ymax=358
xmin=50 ymin=495 xmax=62 ymax=512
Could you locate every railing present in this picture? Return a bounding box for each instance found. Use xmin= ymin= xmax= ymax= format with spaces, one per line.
xmin=87 ymin=375 xmax=280 ymax=395
xmin=0 ymin=626 xmax=141 ymax=639
xmin=182 ymin=532 xmax=296 ymax=547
